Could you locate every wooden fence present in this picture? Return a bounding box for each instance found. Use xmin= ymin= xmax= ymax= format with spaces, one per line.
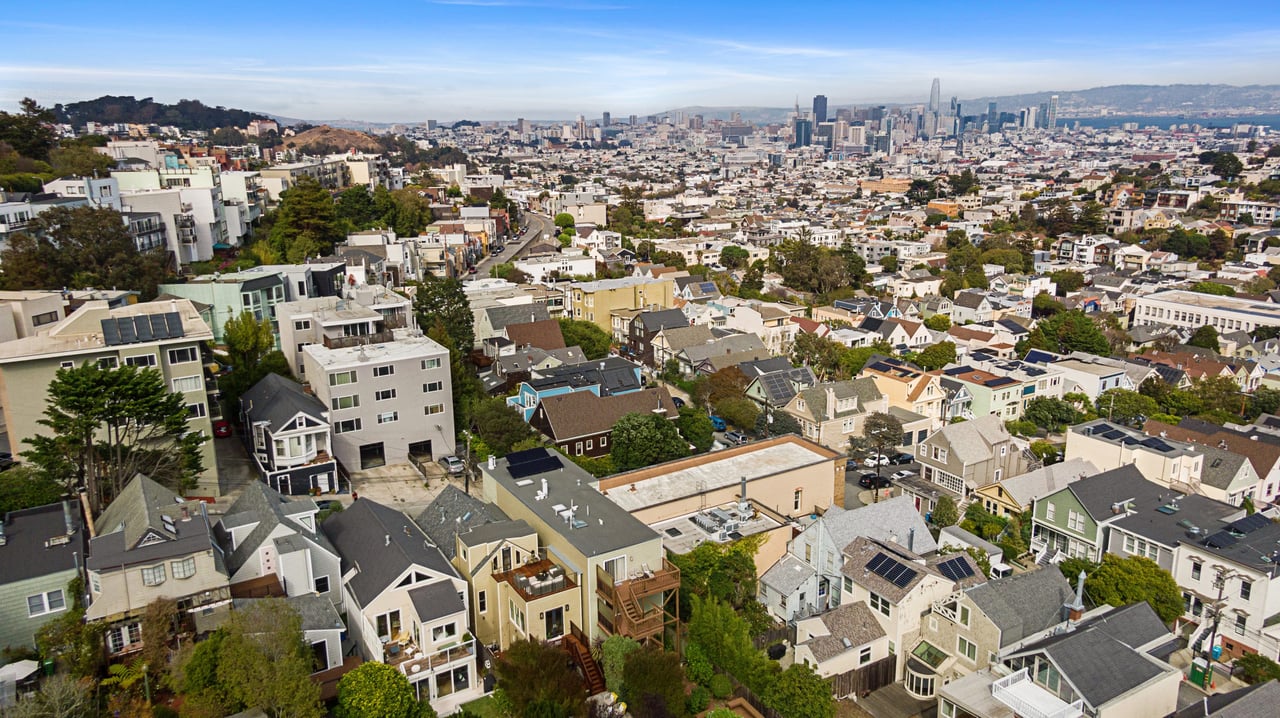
xmin=830 ymin=654 xmax=896 ymax=698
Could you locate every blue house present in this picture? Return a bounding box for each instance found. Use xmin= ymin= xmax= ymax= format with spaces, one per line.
xmin=507 ymin=356 xmax=644 ymax=421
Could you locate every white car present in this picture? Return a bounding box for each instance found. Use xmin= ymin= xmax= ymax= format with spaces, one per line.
xmin=890 ymin=469 xmax=916 ymax=481
xmin=863 ymin=454 xmax=890 ymax=467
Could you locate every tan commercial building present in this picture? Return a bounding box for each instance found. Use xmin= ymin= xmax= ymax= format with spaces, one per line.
xmin=565 ymin=276 xmax=675 ymax=332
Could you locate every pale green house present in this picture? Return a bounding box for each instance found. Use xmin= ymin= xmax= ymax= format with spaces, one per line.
xmin=0 ymin=503 xmax=85 ymax=651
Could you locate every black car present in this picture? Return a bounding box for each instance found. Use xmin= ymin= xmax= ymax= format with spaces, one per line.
xmin=0 ymin=452 xmax=13 ymax=472
xmin=858 ymin=472 xmax=891 ymax=489
xmin=672 ymin=396 xmax=686 ymax=409
xmin=889 ymin=452 xmax=915 ymax=465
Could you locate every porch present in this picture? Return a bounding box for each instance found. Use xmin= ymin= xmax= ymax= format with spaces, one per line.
xmin=595 ymin=557 xmax=680 ymax=644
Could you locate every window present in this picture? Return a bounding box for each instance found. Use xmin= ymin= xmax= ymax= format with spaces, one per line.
xmin=90 ymin=572 xmax=101 ymax=594
xmin=172 ymin=557 xmax=196 ymax=579
xmin=142 ymin=564 xmax=167 ymax=586
xmin=1241 ymin=580 xmax=1252 ymax=601
xmin=375 ymin=388 xmax=397 ymax=401
xmin=1192 ymin=560 xmax=1202 ymax=581
xmin=60 ymin=361 xmax=74 ymax=369
xmin=478 ymin=590 xmax=487 ymax=613
xmin=335 ymin=418 xmax=362 ymax=434
xmin=168 ymin=347 xmax=198 ymax=364
xmin=793 ymin=489 xmax=803 ymax=512
xmin=314 ymin=575 xmax=330 ymax=594
xmin=1045 ymin=502 xmax=1056 ymax=521
xmin=422 ymin=358 xmax=442 ymax=370
xmin=957 ymin=636 xmax=977 ymax=662
xmin=329 ymin=371 xmax=357 ymax=386
xmin=331 ymin=395 xmax=359 ymax=411
xmin=377 ymin=412 xmax=398 ymax=424
xmin=426 ymin=404 xmax=445 ymax=415
xmin=187 ymin=403 xmax=207 ymax=419
xmin=294 ymin=320 xmax=311 ymax=331
xmin=125 ymin=354 xmax=157 ymax=367
xmin=859 ymin=646 xmax=872 ymax=665
xmin=424 ymin=381 xmax=444 ymax=393
xmin=26 ymin=590 xmax=66 ymax=617
xmin=1234 ymin=613 xmax=1247 ymax=636
xmin=107 ymin=622 xmax=142 ymax=654
xmin=31 ymin=310 xmax=59 ymax=327
xmin=172 ymin=375 xmax=203 ymax=393
xmin=1067 ymin=510 xmax=1085 ymax=532
xmin=373 ymin=365 xmax=394 ymax=377
xmin=869 ymin=592 xmax=891 ymax=617
xmin=97 ymin=357 xmax=119 ymax=370
xmin=432 ymin=622 xmax=458 ymax=643
xmin=959 ymin=604 xmax=971 ymax=627
xmin=843 ymin=576 xmax=853 ymax=594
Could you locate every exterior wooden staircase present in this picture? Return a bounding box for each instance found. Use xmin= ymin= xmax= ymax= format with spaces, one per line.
xmin=565 ymin=625 xmax=605 ymax=695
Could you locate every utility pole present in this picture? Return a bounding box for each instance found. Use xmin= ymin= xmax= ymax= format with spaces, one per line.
xmin=1204 ymin=565 xmax=1242 ymax=666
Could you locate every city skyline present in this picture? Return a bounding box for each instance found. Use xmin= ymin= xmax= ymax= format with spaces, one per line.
xmin=2 ymin=0 xmax=1279 ymax=122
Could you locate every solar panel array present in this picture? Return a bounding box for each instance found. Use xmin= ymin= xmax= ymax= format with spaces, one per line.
xmin=507 ymin=447 xmax=563 ymax=479
xmin=936 ymin=556 xmax=976 ymax=582
xmin=100 ymin=312 xmax=185 ymax=347
xmin=1202 ymin=531 xmax=1238 ymax=549
xmin=1229 ymin=513 xmax=1270 ymax=534
xmin=866 ymin=552 xmax=919 ymax=588
xmin=761 ymin=373 xmax=794 ymax=401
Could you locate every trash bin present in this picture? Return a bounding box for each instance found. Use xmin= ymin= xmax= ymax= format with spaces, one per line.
xmin=40 ymin=659 xmax=53 ymax=677
xmin=1190 ymin=656 xmax=1213 ymax=689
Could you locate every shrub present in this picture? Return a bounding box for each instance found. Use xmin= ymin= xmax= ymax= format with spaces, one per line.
xmin=684 ymin=643 xmax=713 ymax=686
xmin=709 ymin=674 xmax=733 ymax=699
xmin=687 ymin=686 xmax=710 ymax=713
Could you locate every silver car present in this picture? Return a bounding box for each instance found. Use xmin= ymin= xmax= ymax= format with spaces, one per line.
xmin=440 ymin=455 xmax=466 ymax=475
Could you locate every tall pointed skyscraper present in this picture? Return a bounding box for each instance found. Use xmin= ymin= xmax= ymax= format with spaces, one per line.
xmin=929 ymin=78 xmax=941 ymax=114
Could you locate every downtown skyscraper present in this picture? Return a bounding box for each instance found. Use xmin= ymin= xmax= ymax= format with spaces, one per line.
xmin=812 ymin=95 xmax=828 ymax=124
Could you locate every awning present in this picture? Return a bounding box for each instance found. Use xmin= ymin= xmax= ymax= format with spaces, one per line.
xmin=213 ymin=243 xmax=232 ymax=250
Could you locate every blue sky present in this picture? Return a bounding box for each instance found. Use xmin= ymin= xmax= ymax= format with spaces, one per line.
xmin=3 ymin=0 xmax=1279 ymax=122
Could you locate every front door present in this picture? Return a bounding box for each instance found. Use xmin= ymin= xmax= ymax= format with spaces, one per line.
xmin=545 ymin=606 xmax=564 ymax=640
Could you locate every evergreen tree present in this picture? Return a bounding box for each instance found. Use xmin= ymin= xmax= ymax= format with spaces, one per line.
xmin=268 ymin=176 xmax=344 ymax=262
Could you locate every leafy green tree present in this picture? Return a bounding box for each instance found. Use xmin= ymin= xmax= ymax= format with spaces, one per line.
xmin=1212 ymin=152 xmax=1244 ymax=178
xmin=1188 ymin=325 xmax=1220 ymax=352
xmin=947 ymin=169 xmax=978 ymax=196
xmin=713 ymin=397 xmax=759 ymax=433
xmin=35 ymin=578 xmax=103 ymax=679
xmin=600 ymin=635 xmax=640 ymax=695
xmin=879 ymin=255 xmax=899 ymax=273
xmin=49 ymin=142 xmax=115 ymax=177
xmin=0 ymin=465 xmax=65 ymax=514
xmin=1049 ymin=270 xmax=1086 ymax=295
xmin=383 ymin=189 xmax=435 ymax=238
xmin=1022 ymin=397 xmax=1083 ymax=432
xmin=1073 ymin=201 xmax=1107 ymax=234
xmin=863 ymin=412 xmax=904 ymax=473
xmin=923 ymin=314 xmax=951 ymax=331
xmin=669 ymin=539 xmax=767 ymax=633
xmin=764 ymin=663 xmax=834 ymax=718
xmin=931 ymin=495 xmax=959 ymax=527
xmin=915 ymin=341 xmax=957 ymax=371
xmin=557 ymin=318 xmax=611 ymax=359
xmin=1234 ymin=653 xmax=1280 ymax=684
xmin=554 ymin=213 xmax=576 ymax=229
xmin=1032 ymin=293 xmax=1065 ymax=318
xmin=335 ymin=186 xmax=381 ymax=230
xmin=412 ymin=276 xmax=474 ymax=353
xmin=493 ymin=639 xmax=585 ymax=718
xmin=621 ymin=646 xmax=688 ymax=718
xmin=686 ymin=596 xmax=756 ymax=679
xmin=1084 ymin=554 xmax=1182 ymax=623
xmin=6 ymin=674 xmax=93 ymax=718
xmin=756 ymin=408 xmax=801 ymax=438
xmin=790 ymin=332 xmax=845 ymax=382
xmin=24 ymin=363 xmax=206 ymax=512
xmin=217 ymin=599 xmax=323 ymax=718
xmin=719 ymin=245 xmax=750 ymax=269
xmin=268 ymin=175 xmax=345 ymax=262
xmin=676 ymin=406 xmax=714 ymax=452
xmin=0 ymin=205 xmax=172 ymax=299
xmin=337 ymin=662 xmax=436 ymax=718
xmin=173 ymin=628 xmax=232 ymax=716
xmin=224 ymin=310 xmax=275 ymax=376
xmin=1024 ymin=310 xmax=1109 ymax=356
xmin=610 ymin=412 xmax=689 ymax=471
xmin=1095 ymin=389 xmax=1159 ymax=427
xmin=470 ymin=397 xmax=534 ymax=455
xmin=0 ymin=98 xmax=58 ymax=161
xmin=1190 ymin=281 xmax=1235 ymax=297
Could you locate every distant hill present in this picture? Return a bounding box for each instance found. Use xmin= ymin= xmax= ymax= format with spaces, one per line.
xmin=282 ymin=125 xmax=382 ymax=153
xmin=52 ymin=95 xmax=268 ymax=131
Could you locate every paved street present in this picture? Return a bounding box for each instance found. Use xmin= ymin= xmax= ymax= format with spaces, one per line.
xmin=474 ymin=211 xmax=555 ymax=277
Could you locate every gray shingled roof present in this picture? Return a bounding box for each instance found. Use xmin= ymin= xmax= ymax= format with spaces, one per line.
xmin=823 ymin=495 xmax=937 ymax=555
xmin=795 ymin=378 xmax=883 ymax=421
xmin=966 ymin=568 xmax=1073 ymax=646
xmin=408 ymin=580 xmax=466 ymax=623
xmin=995 ymin=459 xmax=1096 ymax=509
xmin=487 ymin=304 xmax=550 ymax=331
xmin=1042 ymin=627 xmax=1169 ymax=708
xmin=1068 ymin=465 xmax=1166 ymax=521
xmin=321 ymin=499 xmax=459 ymax=606
xmin=761 ymin=554 xmax=816 ymax=595
xmin=88 ymin=474 xmax=220 ymax=571
xmin=240 ymin=373 xmax=327 ymax=432
xmin=218 ymin=481 xmax=331 ymax=576
xmin=413 ymin=485 xmax=509 ymax=560
xmin=801 ymin=601 xmax=886 ymax=662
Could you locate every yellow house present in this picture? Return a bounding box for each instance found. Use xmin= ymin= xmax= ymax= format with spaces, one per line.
xmin=971 ymin=458 xmax=1097 ymax=519
xmin=566 ymin=276 xmax=676 ymax=333
xmin=858 ymin=356 xmax=945 ymax=429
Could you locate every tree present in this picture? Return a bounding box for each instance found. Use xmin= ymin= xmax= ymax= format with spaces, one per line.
xmin=686 ymin=596 xmax=756 ymax=679
xmin=1073 ymin=201 xmax=1107 ymax=234
xmin=923 ymin=314 xmax=951 ymax=331
xmin=412 ymin=276 xmax=474 ymax=354
xmin=1234 ymin=653 xmax=1280 ymax=684
xmin=1032 ymin=293 xmax=1065 ymax=318
xmin=763 ymin=663 xmax=834 ymax=718
xmin=554 ymin=213 xmax=576 ymax=229
xmin=216 ymin=599 xmax=323 ymax=718
xmin=1212 ymin=152 xmax=1244 ymax=178
xmin=931 ymin=495 xmax=959 ymax=527
xmin=947 ymin=169 xmax=978 ymax=196
xmin=915 ymin=341 xmax=957 ymax=371
xmin=863 ymin=412 xmax=904 ymax=475
xmin=1022 ymin=397 xmax=1083 ymax=432
xmin=669 ymin=538 xmax=767 ymax=633
xmin=470 ymin=397 xmax=535 ymax=455
xmin=0 ymin=98 xmax=58 ymax=161
xmin=621 ymin=646 xmax=687 ymax=718
xmin=557 ymin=318 xmax=611 ymax=359
xmin=0 ymin=205 xmax=172 ymax=299
xmin=24 ymin=363 xmax=206 ymax=512
xmin=713 ymin=397 xmax=759 ymax=433
xmin=0 ymin=465 xmax=66 ymax=514
xmin=493 ymin=639 xmax=586 ymax=718
xmin=1188 ymin=325 xmax=1220 ymax=352
xmin=600 ymin=636 xmax=640 ymax=695
xmin=719 ymin=245 xmax=750 ymax=269
xmin=6 ymin=674 xmax=93 ymax=718
xmin=224 ymin=310 xmax=275 ymax=376
xmin=1049 ymin=270 xmax=1086 ymax=294
xmin=1084 ymin=554 xmax=1182 ymax=623
xmin=756 ymin=408 xmax=801 ymax=438
xmin=1024 ymin=310 xmax=1109 ymax=356
xmin=1095 ymin=389 xmax=1159 ymax=427
xmin=335 ymin=186 xmax=381 ymax=230
xmin=611 ymin=412 xmax=689 ymax=471
xmin=337 ymin=662 xmax=436 ymax=718
xmin=267 ymin=176 xmax=345 ymax=262
xmin=1190 ymin=281 xmax=1235 ymax=297
xmin=35 ymin=578 xmax=103 ymax=680
xmin=676 ymin=407 xmax=714 ymax=452
xmin=790 ymin=333 xmax=844 ymax=382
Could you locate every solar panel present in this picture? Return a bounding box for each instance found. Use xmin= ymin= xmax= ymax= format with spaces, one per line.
xmin=866 ymin=552 xmax=918 ymax=588
xmin=1203 ymin=531 xmax=1238 ymax=549
xmin=164 ymin=312 xmax=185 ymax=338
xmin=1141 ymin=438 xmax=1174 ymax=452
xmin=937 ymin=556 xmax=976 ymax=582
xmin=100 ymin=319 xmax=122 ymax=346
xmin=149 ymin=313 xmax=170 ymax=338
xmin=507 ymin=448 xmax=563 ymax=479
xmin=1091 ymin=423 xmax=1116 ymax=434
xmin=117 ymin=319 xmax=138 ymax=344
xmin=1102 ymin=430 xmax=1128 ymax=441
xmin=1229 ymin=513 xmax=1270 ymax=534
xmin=507 ymin=447 xmax=550 ymax=467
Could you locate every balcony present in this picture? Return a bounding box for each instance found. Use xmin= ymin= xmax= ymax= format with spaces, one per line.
xmin=596 ymin=558 xmax=680 ymax=641
xmin=992 ymin=668 xmax=1083 ymax=718
xmin=322 ymin=329 xmax=394 ymax=350
xmin=389 ymin=638 xmax=475 ymax=680
xmin=496 ymin=559 xmax=576 ymax=601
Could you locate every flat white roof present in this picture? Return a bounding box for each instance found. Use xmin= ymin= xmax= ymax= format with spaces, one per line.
xmin=302 ymin=329 xmax=447 ymax=370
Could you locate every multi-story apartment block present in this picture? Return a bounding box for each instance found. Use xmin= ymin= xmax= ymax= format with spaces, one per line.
xmin=0 ymin=194 xmax=87 ymax=253
xmin=0 ymin=299 xmax=217 ymax=484
xmin=0 ymin=290 xmax=68 ymax=342
xmin=1133 ymin=290 xmax=1280 ymax=335
xmin=565 ymin=276 xmax=675 ymax=332
xmin=1065 ymin=420 xmax=1208 ymax=497
xmin=276 ymin=286 xmax=414 ymax=378
xmin=302 ymin=330 xmax=454 ymax=470
xmin=258 ymin=158 xmax=349 ymax=199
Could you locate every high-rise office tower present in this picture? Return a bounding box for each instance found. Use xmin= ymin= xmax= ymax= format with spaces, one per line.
xmin=602 ymin=112 xmax=610 ymax=127
xmin=929 ymin=78 xmax=941 ymax=114
xmin=1047 ymin=95 xmax=1059 ymax=129
xmin=987 ymin=102 xmax=998 ymax=132
xmin=792 ymin=117 xmax=813 ymax=148
xmin=812 ymin=95 xmax=828 ymax=124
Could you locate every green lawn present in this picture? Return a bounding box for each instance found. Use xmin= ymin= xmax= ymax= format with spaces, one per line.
xmin=459 ymin=695 xmax=505 ymax=718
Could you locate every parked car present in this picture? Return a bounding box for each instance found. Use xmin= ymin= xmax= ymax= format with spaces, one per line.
xmin=672 ymin=396 xmax=686 ymax=409
xmin=0 ymin=452 xmax=14 ymax=472
xmin=862 ymin=454 xmax=890 ymax=467
xmin=890 ymin=469 xmax=917 ymax=480
xmin=314 ymin=499 xmax=339 ymax=512
xmin=212 ymin=419 xmax=232 ymax=438
xmin=709 ymin=415 xmax=727 ymax=431
xmin=492 ymin=244 xmax=505 ymax=253
xmin=858 ymin=473 xmax=891 ymax=489
xmin=439 ymin=455 xmax=466 ymax=475
xmin=724 ymin=431 xmax=749 ymax=445
xmin=889 ymin=452 xmax=915 ymax=465
xmin=467 ymin=266 xmax=478 ymax=274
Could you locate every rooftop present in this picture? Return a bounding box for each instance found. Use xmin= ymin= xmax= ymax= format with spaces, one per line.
xmin=651 ymin=500 xmax=786 ymax=555
xmin=301 ymin=328 xmax=447 ymax=371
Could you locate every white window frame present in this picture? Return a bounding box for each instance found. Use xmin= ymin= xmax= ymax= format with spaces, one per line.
xmin=172 ymin=557 xmax=196 ymax=580
xmin=26 ymin=589 xmax=66 ymax=617
xmin=331 ymin=395 xmax=360 ymax=411
xmin=329 ymin=370 xmax=357 ymax=386
xmin=424 ymin=380 xmax=444 ymax=393
xmin=373 ymin=365 xmax=394 ymax=377
xmin=168 ymin=347 xmax=199 ymax=364
xmin=422 ymin=358 xmax=441 ymax=370
xmin=172 ymin=375 xmax=203 ymax=393
xmin=142 ymin=564 xmax=167 ymax=586
xmin=125 ymin=354 xmax=157 ymax=367
xmin=335 ymin=418 xmax=362 ymax=434
xmin=375 ymin=388 xmax=397 ymax=401
xmin=426 ymin=404 xmax=445 ymax=415
xmin=957 ymin=635 xmax=977 ymax=662
xmin=377 ymin=411 xmax=398 ymax=424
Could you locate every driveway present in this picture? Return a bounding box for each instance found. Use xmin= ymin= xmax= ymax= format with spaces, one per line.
xmin=347 ymin=461 xmax=463 ymax=518
xmin=212 ymin=435 xmax=258 ymax=498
